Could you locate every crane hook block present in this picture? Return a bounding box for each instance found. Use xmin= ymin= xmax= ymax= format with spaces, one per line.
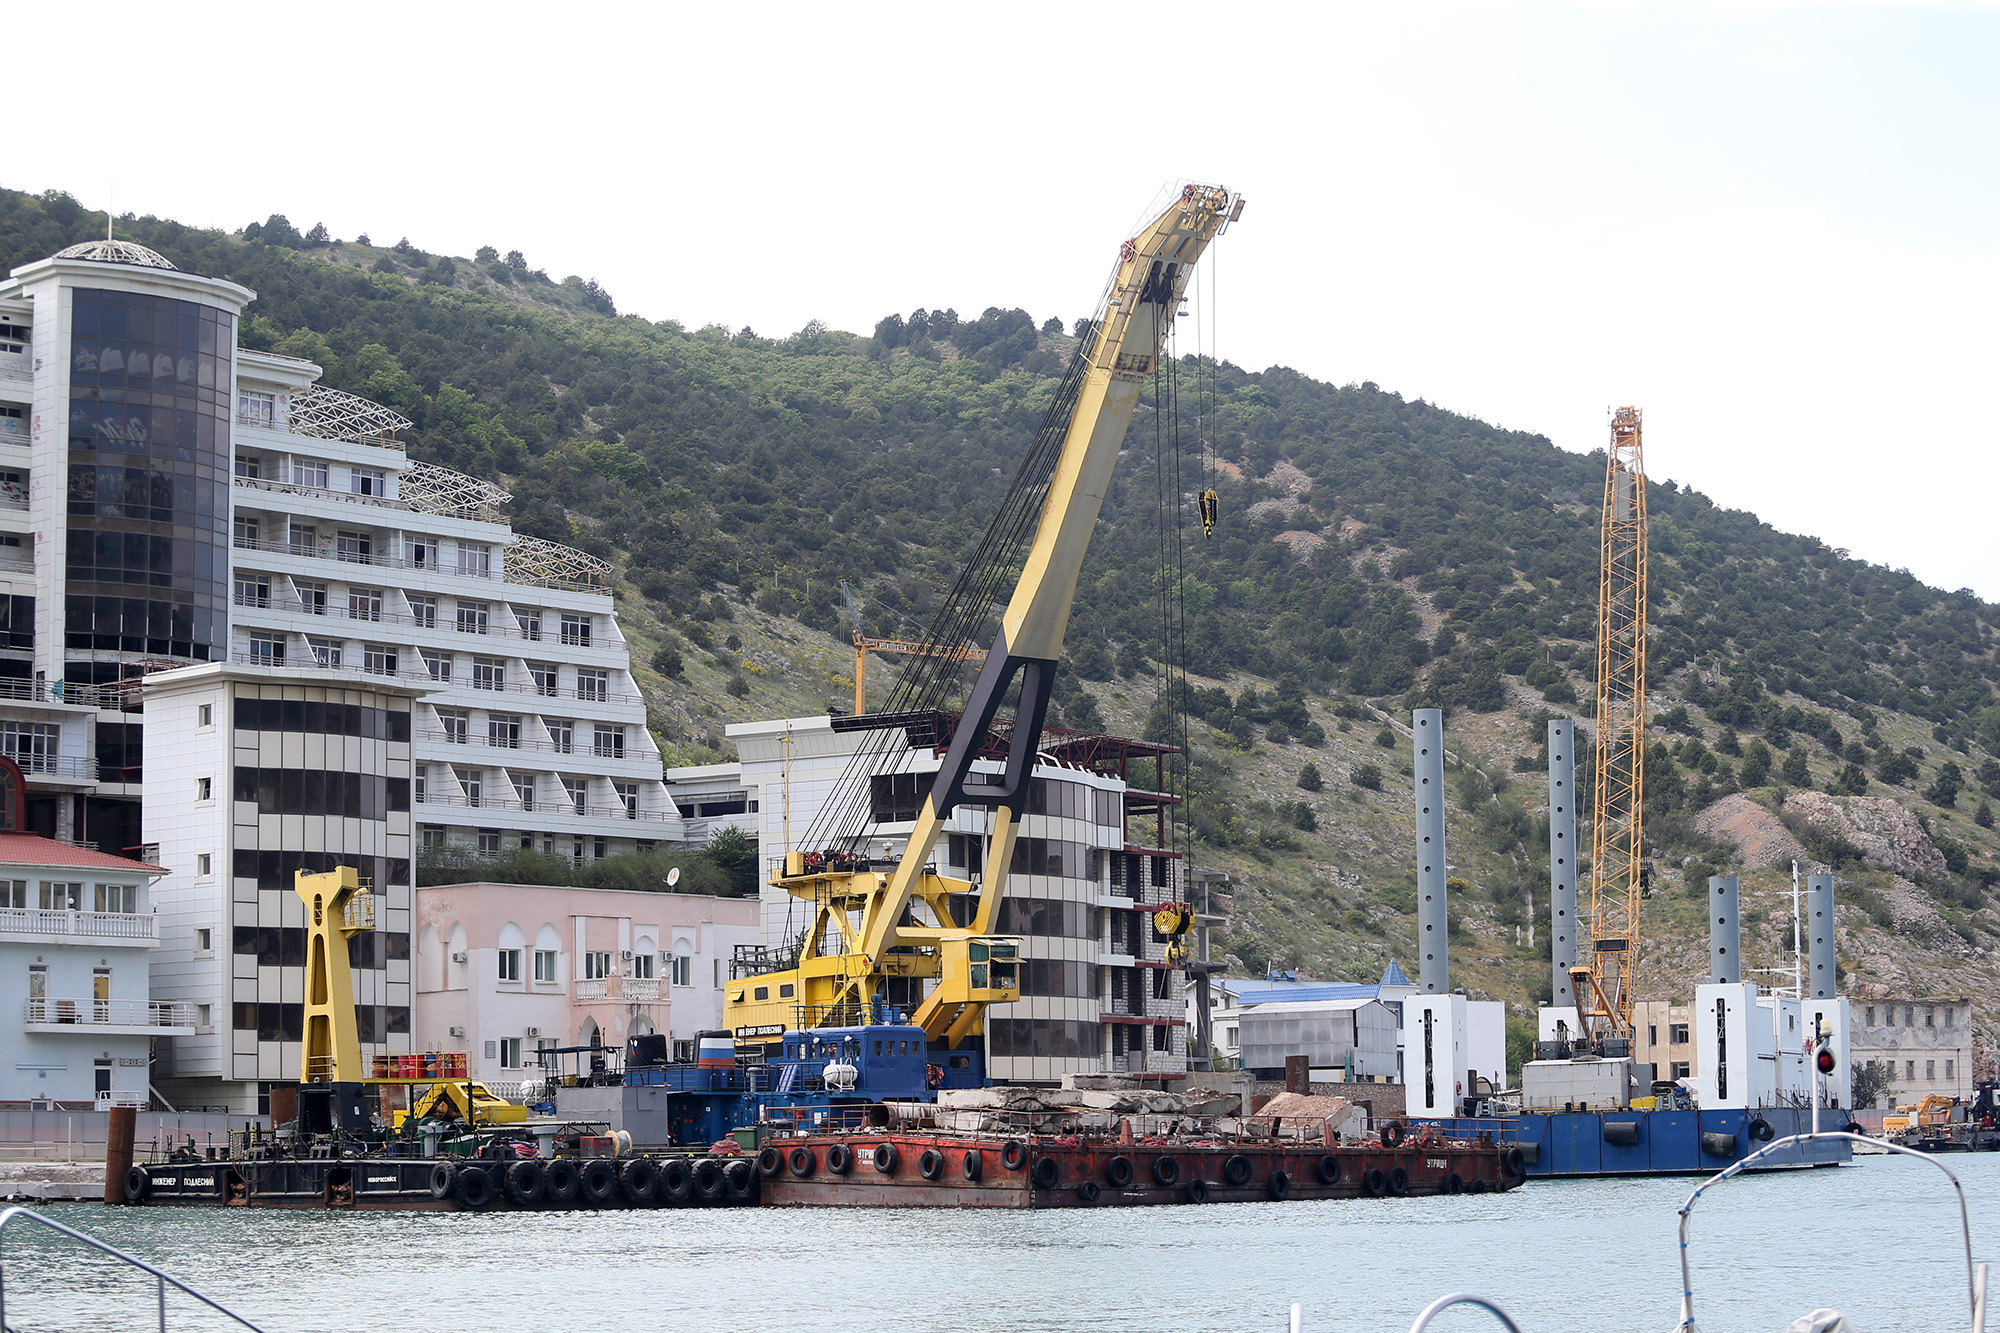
xmin=1198 ymin=489 xmax=1219 ymax=539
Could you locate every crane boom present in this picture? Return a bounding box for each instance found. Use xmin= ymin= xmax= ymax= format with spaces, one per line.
xmin=724 ymin=184 xmax=1243 ymax=1052
xmin=1578 ymin=406 xmax=1649 ymax=1040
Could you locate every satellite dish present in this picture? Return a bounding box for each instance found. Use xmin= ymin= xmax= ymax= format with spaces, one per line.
xmin=666 ymin=867 xmax=681 ymax=888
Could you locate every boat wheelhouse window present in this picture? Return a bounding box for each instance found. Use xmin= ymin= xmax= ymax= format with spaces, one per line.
xmin=779 ymin=983 xmax=794 ymax=998
xmin=754 ymin=986 xmax=768 ymax=1000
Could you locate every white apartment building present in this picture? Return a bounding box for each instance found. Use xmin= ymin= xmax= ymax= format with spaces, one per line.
xmin=0 ymin=237 xmax=679 ymax=1111
xmin=667 ymin=713 xmax=1191 ymax=1085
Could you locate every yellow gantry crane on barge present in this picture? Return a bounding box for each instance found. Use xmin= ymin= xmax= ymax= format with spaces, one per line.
xmin=1571 ymin=407 xmax=1649 ymax=1042
xmin=725 ymin=185 xmax=1245 ymax=1056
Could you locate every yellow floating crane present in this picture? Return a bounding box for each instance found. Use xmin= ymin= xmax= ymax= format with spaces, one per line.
xmin=1573 ymin=406 xmax=1649 ymax=1042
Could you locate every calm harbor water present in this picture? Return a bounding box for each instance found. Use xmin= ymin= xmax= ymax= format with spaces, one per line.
xmin=7 ymin=1153 xmax=1991 ymax=1332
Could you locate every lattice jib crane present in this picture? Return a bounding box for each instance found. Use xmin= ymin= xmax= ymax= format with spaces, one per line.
xmin=1574 ymin=406 xmax=1649 ymax=1042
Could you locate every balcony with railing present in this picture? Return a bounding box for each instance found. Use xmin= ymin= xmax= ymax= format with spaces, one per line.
xmin=0 ymin=678 xmax=133 ymax=710
xmin=230 ymin=531 xmax=611 ymax=595
xmin=0 ymin=907 xmax=158 ymax=944
xmin=414 ymin=791 xmax=669 ymax=823
xmin=232 ymin=459 xmax=511 ymax=523
xmin=8 ymin=754 xmax=98 ymax=782
xmin=24 ymin=997 xmax=195 ymax=1032
xmin=231 ymin=590 xmax=616 ymax=649
xmin=572 ymin=976 xmax=660 ymax=1003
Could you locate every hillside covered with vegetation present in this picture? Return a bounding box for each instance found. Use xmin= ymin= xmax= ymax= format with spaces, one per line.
xmin=6 ymin=188 xmax=1996 ymax=1056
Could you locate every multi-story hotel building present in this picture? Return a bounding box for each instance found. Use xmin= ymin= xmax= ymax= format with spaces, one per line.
xmin=0 ymin=236 xmax=680 ymax=1110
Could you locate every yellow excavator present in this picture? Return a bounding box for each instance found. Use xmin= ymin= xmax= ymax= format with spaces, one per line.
xmin=724 ymin=185 xmax=1243 ymax=1066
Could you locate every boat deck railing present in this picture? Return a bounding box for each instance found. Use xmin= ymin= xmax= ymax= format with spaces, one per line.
xmin=0 ymin=1204 xmax=267 ymax=1331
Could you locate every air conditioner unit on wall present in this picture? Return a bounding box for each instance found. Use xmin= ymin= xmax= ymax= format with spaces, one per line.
xmin=526 ymin=1027 xmax=540 ymax=1038
xmin=620 ymin=950 xmax=632 ymax=960
xmin=450 ymin=952 xmax=467 ymax=963
xmin=449 ymin=1026 xmax=465 ymax=1038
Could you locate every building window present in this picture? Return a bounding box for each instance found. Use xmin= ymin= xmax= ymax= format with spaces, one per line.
xmin=1943 ymin=1007 xmax=1954 ymax=1028
xmin=408 ymin=538 xmax=438 ymax=571
xmin=560 ymin=614 xmax=592 ymax=647
xmin=499 ymin=1036 xmax=522 ymax=1068
xmin=437 ymin=710 xmax=468 ymax=744
xmin=1907 ymin=1061 xmax=1917 ymax=1080
xmin=93 ymin=883 xmax=136 ymax=913
xmin=456 ymin=767 xmax=482 ymax=807
xmin=198 ymin=703 xmax=213 ymax=728
xmin=237 ymin=391 xmax=276 ymax=426
xmin=456 ymin=601 xmax=489 ymax=635
xmin=292 ymin=459 xmax=329 ymax=489
xmin=497 ymin=948 xmax=521 ymax=983
xmin=1946 ymin=1060 xmax=1955 ymax=1080
xmin=513 ymin=775 xmax=535 ymax=812
xmin=421 ymin=825 xmax=446 ymax=851
xmin=477 ymin=828 xmax=501 ymax=854
xmin=546 ymin=721 xmax=573 ymax=755
xmin=40 ymin=882 xmax=84 ymax=910
xmin=533 ymin=948 xmax=558 ymax=984
xmin=196 ymin=852 xmax=212 ymax=876
xmin=233 ymin=514 xmax=261 ymax=548
xmin=351 ymin=467 xmax=387 ymax=497
xmin=593 ymin=725 xmax=625 ymax=759
xmin=1865 ymin=1006 xmax=1875 ymax=1026
xmin=563 ymin=777 xmax=587 ymax=816
xmin=335 ymin=530 xmax=371 ymax=564
xmin=196 ymin=1003 xmax=212 ymax=1029
xmin=488 ymin=715 xmax=521 ymax=749
xmin=247 ymin=633 xmax=285 ymax=664
xmin=349 ymin=588 xmax=382 ymax=622
xmin=233 ymin=573 xmax=271 ymax=608
xmin=593 ymin=838 xmax=606 ymax=860
xmin=1926 ymin=1060 xmax=1936 ymax=1080
xmin=294 ymin=580 xmax=328 ymax=615
xmin=364 ymin=644 xmax=397 ymax=676
xmin=456 ymin=545 xmax=492 ymax=577
xmin=1670 ymin=1060 xmax=1691 ymax=1080
xmin=0 ymin=880 xmax=24 ymax=908
xmin=529 ymin=663 xmax=558 ymax=697
xmin=423 ymin=651 xmax=453 ymax=682
xmin=196 ymin=776 xmax=212 ymax=802
xmin=472 ymin=657 xmax=505 ymax=691
xmin=2 ymin=723 xmax=60 ymax=772
xmin=615 ymin=781 xmax=638 ymax=819
xmin=632 ymin=951 xmax=655 ymax=981
xmin=1669 ymin=1022 xmax=1689 ymax=1044
xmin=1925 ymin=1007 xmax=1935 ymax=1027
xmin=584 ymin=951 xmax=613 ymax=981
xmin=308 ymin=638 xmax=341 ymax=668
xmin=408 ymin=593 xmax=438 ymax=628
xmin=515 ymin=609 xmax=542 ymax=641
xmin=1905 ymin=1007 xmax=1915 ymax=1027
xmin=234 ymin=454 xmax=261 ymax=479
xmin=671 ymin=953 xmax=692 ymax=987
xmin=576 ymin=669 xmax=608 ymax=702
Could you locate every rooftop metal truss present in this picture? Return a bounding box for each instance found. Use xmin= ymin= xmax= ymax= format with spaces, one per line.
xmin=401 ymin=460 xmax=511 ymax=521
xmin=287 ymin=384 xmax=413 ymax=446
xmin=54 ymin=239 xmax=176 ymax=269
xmin=505 ymin=533 xmax=612 ymax=593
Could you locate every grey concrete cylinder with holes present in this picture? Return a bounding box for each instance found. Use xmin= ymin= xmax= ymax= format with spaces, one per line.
xmin=1708 ymin=874 xmax=1741 ymax=984
xmin=1413 ymin=708 xmax=1448 ymax=995
xmin=1547 ymin=718 xmax=1578 ymax=1009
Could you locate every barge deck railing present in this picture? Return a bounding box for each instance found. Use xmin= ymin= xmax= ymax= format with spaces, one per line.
xmin=0 ymin=1204 xmax=267 ymax=1331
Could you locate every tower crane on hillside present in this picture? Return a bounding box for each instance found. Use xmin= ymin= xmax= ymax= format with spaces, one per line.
xmin=725 ymin=185 xmax=1245 ymax=1064
xmin=1573 ymin=406 xmax=1649 ymax=1042
xmin=842 ymin=581 xmax=987 ymax=716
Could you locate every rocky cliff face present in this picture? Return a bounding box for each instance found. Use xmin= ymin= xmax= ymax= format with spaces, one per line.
xmin=1780 ymin=792 xmax=1951 ymax=881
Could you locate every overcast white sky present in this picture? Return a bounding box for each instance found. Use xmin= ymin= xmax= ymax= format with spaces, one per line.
xmin=11 ymin=3 xmax=1997 ymax=598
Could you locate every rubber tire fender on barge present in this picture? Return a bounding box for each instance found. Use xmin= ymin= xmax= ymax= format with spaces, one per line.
xmin=1076 ymin=1180 xmax=1101 ymax=1204
xmin=1362 ymin=1168 xmax=1387 ymax=1198
xmin=1503 ymin=1146 xmax=1527 ymax=1178
xmin=1185 ymin=1179 xmax=1210 ymax=1204
xmin=660 ymin=1157 xmax=695 ymax=1204
xmin=1385 ymin=1167 xmax=1409 ymax=1197
xmin=692 ymin=1158 xmax=726 ymax=1203
xmin=1001 ymin=1140 xmax=1028 ymax=1171
xmin=1150 ymin=1156 xmax=1181 ymax=1188
xmin=757 ymin=1147 xmax=785 ymax=1177
xmin=580 ymin=1160 xmax=619 ymax=1208
xmin=919 ymin=1150 xmax=947 ymax=1181
xmin=962 ymin=1149 xmax=983 ymax=1182
xmin=619 ymin=1157 xmax=659 ymax=1206
xmin=1029 ymin=1155 xmax=1060 ymax=1189
xmin=1380 ymin=1121 xmax=1405 ymax=1149
xmin=1443 ymin=1172 xmax=1463 ymax=1195
xmin=123 ymin=1167 xmax=149 ymax=1204
xmin=1314 ymin=1154 xmax=1342 ymax=1186
xmin=504 ymin=1159 xmax=545 ymax=1208
xmin=723 ymin=1158 xmax=756 ymax=1201
xmin=427 ymin=1163 xmax=455 ymax=1201
xmin=870 ymin=1142 xmax=899 ymax=1174
xmin=1267 ymin=1170 xmax=1292 ymax=1201
xmin=542 ymin=1159 xmax=581 ymax=1208
xmin=788 ymin=1147 xmax=816 ymax=1178
xmin=1104 ymin=1155 xmax=1134 ymax=1189
xmin=825 ymin=1143 xmax=853 ymax=1176
xmin=1222 ymin=1154 xmax=1252 ymax=1187
xmin=1748 ymin=1116 xmax=1775 ymax=1143
xmin=453 ymin=1167 xmax=494 ymax=1212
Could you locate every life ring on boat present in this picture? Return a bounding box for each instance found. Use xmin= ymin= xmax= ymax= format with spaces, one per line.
xmin=926 ymin=1064 xmax=944 ymax=1089
xmin=1105 ymin=1155 xmax=1134 ymax=1189
xmin=870 ymin=1142 xmax=899 ymax=1174
xmin=503 ymin=1159 xmax=545 ymax=1208
xmin=788 ymin=1147 xmax=816 ymax=1178
xmin=619 ymin=1157 xmax=658 ymax=1206
xmin=1315 ymin=1154 xmax=1342 ymax=1186
xmin=1267 ymin=1170 xmax=1292 ymax=1201
xmin=1030 ymin=1155 xmax=1060 ymax=1189
xmin=1380 ymin=1121 xmax=1405 ymax=1149
xmin=542 ymin=1159 xmax=581 ymax=1208
xmin=1000 ymin=1140 xmax=1028 ymax=1171
xmin=452 ymin=1166 xmax=494 ymax=1211
xmin=1077 ymin=1180 xmax=1101 ymax=1204
xmin=1223 ymin=1154 xmax=1253 ymax=1187
xmin=1503 ymin=1146 xmax=1527 ymax=1178
xmin=962 ymin=1149 xmax=983 ymax=1182
xmin=580 ymin=1159 xmax=619 ymax=1207
xmin=123 ymin=1166 xmax=150 ymax=1203
xmin=1386 ymin=1167 xmax=1409 ymax=1197
xmin=1185 ymin=1178 xmax=1210 ymax=1204
xmin=825 ymin=1143 xmax=853 ymax=1176
xmin=660 ymin=1157 xmax=695 ymax=1204
xmin=919 ymin=1149 xmax=946 ymax=1181
xmin=427 ymin=1163 xmax=456 ymax=1200
xmin=757 ymin=1146 xmax=785 ymax=1177
xmin=1362 ymin=1168 xmax=1387 ymax=1198
xmin=1150 ymin=1156 xmax=1181 ymax=1188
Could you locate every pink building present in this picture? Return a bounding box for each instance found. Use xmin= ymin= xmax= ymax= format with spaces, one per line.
xmin=413 ymin=882 xmax=757 ymax=1085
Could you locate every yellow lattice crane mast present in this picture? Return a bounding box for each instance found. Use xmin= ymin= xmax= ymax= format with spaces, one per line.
xmin=1574 ymin=406 xmax=1649 ymax=1042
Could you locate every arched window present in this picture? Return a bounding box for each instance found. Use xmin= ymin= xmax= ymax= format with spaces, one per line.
xmin=672 ymin=936 xmax=694 ymax=987
xmin=446 ymin=924 xmax=468 ymax=990
xmin=496 ymin=922 xmax=525 ymax=984
xmin=633 ymin=932 xmax=657 ymax=981
xmin=533 ymin=924 xmax=561 ymax=985
xmin=417 ymin=925 xmax=441 ymax=993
